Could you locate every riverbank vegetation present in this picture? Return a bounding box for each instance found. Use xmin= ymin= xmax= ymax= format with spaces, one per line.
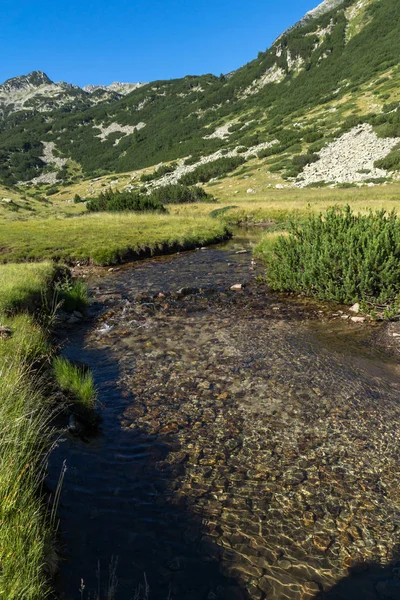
xmin=0 ymin=213 xmax=230 ymax=265
xmin=0 ymin=263 xmax=60 ymax=600
xmin=53 ymin=356 xmax=96 ymax=410
xmin=258 ymin=206 xmax=400 ymax=315
xmin=86 ymin=184 xmax=212 ymax=213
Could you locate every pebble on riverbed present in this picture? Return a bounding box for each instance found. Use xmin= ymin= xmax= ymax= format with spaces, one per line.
xmin=230 ymin=284 xmax=244 ymax=290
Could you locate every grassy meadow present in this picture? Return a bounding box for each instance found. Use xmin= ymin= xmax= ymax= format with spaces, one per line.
xmin=0 ymin=213 xmax=230 ymax=265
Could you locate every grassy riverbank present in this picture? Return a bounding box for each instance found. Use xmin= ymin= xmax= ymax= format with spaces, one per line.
xmin=0 ymin=263 xmax=59 ymax=599
xmin=0 ymin=213 xmax=230 ymax=265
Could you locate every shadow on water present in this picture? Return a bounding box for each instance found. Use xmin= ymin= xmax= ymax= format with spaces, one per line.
xmin=48 ymin=234 xmax=400 ymax=600
xmin=48 ymin=318 xmax=250 ymax=600
xmin=313 ymin=559 xmax=400 ymax=599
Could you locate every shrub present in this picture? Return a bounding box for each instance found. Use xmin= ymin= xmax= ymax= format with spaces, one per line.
xmin=265 ymin=206 xmax=400 ymax=313
xmin=73 ymin=193 xmax=84 ymax=203
xmin=148 ymin=184 xmax=212 ymax=204
xmin=374 ymin=147 xmax=400 ymax=171
xmin=86 ymin=189 xmax=166 ymax=213
xmin=140 ymin=162 xmax=178 ymax=182
xmin=304 ymin=131 xmax=323 ymax=143
xmin=179 ymin=156 xmax=245 ymax=185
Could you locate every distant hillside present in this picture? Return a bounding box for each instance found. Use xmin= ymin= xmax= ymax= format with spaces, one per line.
xmin=0 ymin=0 xmax=399 ymax=188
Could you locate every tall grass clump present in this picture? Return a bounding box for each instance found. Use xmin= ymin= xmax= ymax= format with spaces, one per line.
xmin=264 ymin=205 xmax=400 ymax=312
xmin=53 ymin=356 xmax=96 ymax=409
xmin=56 ymin=278 xmax=89 ymax=313
xmin=0 ymin=262 xmax=63 ymax=598
xmin=0 ymin=334 xmax=56 ymax=599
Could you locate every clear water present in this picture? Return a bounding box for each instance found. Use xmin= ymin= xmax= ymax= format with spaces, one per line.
xmin=48 ymin=231 xmax=400 ymax=600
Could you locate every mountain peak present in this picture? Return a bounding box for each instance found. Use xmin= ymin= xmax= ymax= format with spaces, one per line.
xmin=0 ymin=70 xmax=53 ymax=92
xmin=304 ymin=0 xmax=345 ymax=21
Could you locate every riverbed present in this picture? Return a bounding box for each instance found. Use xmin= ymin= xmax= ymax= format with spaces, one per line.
xmin=48 ymin=231 xmax=400 ymax=600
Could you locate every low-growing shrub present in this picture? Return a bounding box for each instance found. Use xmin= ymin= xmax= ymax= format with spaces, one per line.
xmin=265 ymin=206 xmax=400 ymax=313
xmin=148 ymin=184 xmax=212 ymax=204
xmin=140 ymin=162 xmax=178 ymax=183
xmin=304 ymin=131 xmax=324 ymax=143
xmin=258 ymin=144 xmax=288 ymax=159
xmin=179 ymin=156 xmax=245 ymax=185
xmin=86 ymin=189 xmax=166 ymax=213
xmin=374 ymin=146 xmax=400 ymax=171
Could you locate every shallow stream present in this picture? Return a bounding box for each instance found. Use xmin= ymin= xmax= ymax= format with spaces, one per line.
xmin=48 ymin=230 xmax=400 ymax=600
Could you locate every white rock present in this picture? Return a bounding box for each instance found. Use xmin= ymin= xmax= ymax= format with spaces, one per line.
xmin=351 ymin=316 xmax=366 ymax=323
xmin=350 ymin=303 xmax=360 ymax=313
xmin=230 ymin=284 xmax=243 ymax=290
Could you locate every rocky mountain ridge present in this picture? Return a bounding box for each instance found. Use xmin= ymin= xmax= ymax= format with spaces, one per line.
xmin=0 ymin=0 xmax=398 ymax=189
xmin=0 ymin=70 xmax=143 ymax=118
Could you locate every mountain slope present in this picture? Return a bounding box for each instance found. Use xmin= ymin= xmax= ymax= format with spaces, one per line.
xmin=0 ymin=0 xmax=399 ymax=188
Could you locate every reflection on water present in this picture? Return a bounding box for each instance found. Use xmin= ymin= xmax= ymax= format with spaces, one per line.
xmin=48 ymin=233 xmax=400 ymax=599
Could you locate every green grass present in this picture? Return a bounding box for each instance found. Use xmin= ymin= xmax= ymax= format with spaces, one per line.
xmin=0 ymin=361 xmax=56 ymax=600
xmin=0 ymin=261 xmax=56 ymax=312
xmin=53 ymin=356 xmax=96 ymax=409
xmin=56 ymin=279 xmax=89 ymax=313
xmin=0 ymin=213 xmax=230 ymax=265
xmin=0 ymin=263 xmax=60 ymax=599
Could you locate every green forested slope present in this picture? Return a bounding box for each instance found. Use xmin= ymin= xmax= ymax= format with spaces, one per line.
xmin=0 ymin=0 xmax=399 ymax=186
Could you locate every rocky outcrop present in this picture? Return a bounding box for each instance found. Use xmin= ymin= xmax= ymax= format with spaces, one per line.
xmin=93 ymin=121 xmax=146 ymax=143
xmin=296 ymin=124 xmax=400 ymax=187
xmin=83 ymin=82 xmax=145 ymax=95
xmin=145 ymin=140 xmax=278 ymax=188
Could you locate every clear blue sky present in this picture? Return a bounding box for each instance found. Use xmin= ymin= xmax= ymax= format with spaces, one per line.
xmin=1 ymin=0 xmax=319 ymax=86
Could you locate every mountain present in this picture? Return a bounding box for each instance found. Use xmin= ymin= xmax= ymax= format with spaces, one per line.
xmin=83 ymin=82 xmax=145 ymax=95
xmin=0 ymin=71 xmax=143 ymax=119
xmin=0 ymin=0 xmax=399 ymax=188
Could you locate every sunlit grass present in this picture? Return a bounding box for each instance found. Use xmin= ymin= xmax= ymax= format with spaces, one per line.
xmin=0 ymin=264 xmax=59 ymax=598
xmin=0 ymin=261 xmax=55 ymax=312
xmin=53 ymin=356 xmax=96 ymax=409
xmin=0 ymin=213 xmax=230 ymax=265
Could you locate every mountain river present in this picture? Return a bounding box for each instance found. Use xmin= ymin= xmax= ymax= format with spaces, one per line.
xmin=48 ymin=229 xmax=400 ymax=600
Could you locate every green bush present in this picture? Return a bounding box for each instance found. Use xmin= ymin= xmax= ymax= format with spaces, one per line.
xmin=148 ymin=184 xmax=212 ymax=204
xmin=140 ymin=162 xmax=178 ymax=182
xmin=86 ymin=188 xmax=166 ymax=213
xmin=179 ymin=156 xmax=245 ymax=185
xmin=374 ymin=147 xmax=400 ymax=171
xmin=265 ymin=206 xmax=400 ymax=313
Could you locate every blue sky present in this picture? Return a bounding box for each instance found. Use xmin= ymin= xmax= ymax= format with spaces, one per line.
xmin=1 ymin=0 xmax=319 ymax=86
